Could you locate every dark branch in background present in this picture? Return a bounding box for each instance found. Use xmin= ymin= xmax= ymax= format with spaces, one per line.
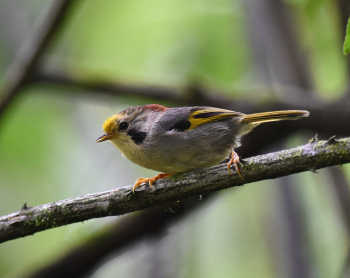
xmin=337 ymin=0 xmax=350 ymax=33
xmin=32 ymin=70 xmax=250 ymax=108
xmin=32 ymin=69 xmax=319 ymax=110
xmin=31 ymin=70 xmax=350 ymax=138
xmin=244 ymin=0 xmax=313 ymax=94
xmin=276 ymin=177 xmax=312 ymax=277
xmin=26 ymin=203 xmax=198 ymax=278
xmin=1 ymin=138 xmax=350 ymax=244
xmin=328 ymin=168 xmax=350 ymax=235
xmin=245 ymin=0 xmax=314 ymax=276
xmin=0 ymin=0 xmax=75 ymax=123
xmin=328 ymin=167 xmax=350 ymax=278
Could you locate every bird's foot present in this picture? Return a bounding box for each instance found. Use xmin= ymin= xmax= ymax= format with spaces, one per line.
xmin=227 ymin=150 xmax=243 ymax=179
xmin=132 ymin=173 xmax=171 ymax=192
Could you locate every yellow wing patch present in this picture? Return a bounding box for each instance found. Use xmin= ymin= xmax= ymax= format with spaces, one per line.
xmin=188 ymin=108 xmax=241 ymax=130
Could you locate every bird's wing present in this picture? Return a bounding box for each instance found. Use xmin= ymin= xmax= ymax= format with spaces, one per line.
xmin=155 ymin=107 xmax=243 ymax=133
xmin=187 ymin=107 xmax=243 ymax=130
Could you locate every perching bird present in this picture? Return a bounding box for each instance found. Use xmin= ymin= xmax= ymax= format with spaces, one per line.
xmin=97 ymin=104 xmax=309 ymax=191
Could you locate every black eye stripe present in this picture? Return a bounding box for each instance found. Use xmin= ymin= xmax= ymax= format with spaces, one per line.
xmin=118 ymin=122 xmax=129 ymax=131
xmin=127 ymin=129 xmax=147 ymax=145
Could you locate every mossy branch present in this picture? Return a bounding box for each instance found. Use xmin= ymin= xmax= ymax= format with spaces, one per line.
xmin=1 ymin=137 xmax=350 ymax=244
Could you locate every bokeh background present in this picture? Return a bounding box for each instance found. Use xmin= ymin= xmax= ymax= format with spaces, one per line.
xmin=1 ymin=0 xmax=350 ymax=277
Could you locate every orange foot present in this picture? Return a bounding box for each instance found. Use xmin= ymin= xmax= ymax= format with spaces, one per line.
xmin=227 ymin=150 xmax=243 ymax=179
xmin=132 ymin=173 xmax=171 ymax=193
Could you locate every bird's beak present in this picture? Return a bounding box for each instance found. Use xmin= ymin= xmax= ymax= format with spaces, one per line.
xmin=96 ymin=134 xmax=112 ymax=143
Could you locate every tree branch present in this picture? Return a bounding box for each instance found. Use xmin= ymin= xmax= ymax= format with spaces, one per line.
xmin=244 ymin=0 xmax=313 ymax=92
xmin=1 ymin=137 xmax=350 ymax=244
xmin=0 ymin=0 xmax=75 ymax=123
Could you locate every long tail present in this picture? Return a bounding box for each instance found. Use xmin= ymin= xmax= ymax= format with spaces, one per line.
xmin=241 ymin=110 xmax=310 ymax=125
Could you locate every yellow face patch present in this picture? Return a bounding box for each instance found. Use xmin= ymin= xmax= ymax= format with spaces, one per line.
xmin=102 ymin=114 xmax=123 ymax=134
xmin=188 ymin=108 xmax=240 ymax=130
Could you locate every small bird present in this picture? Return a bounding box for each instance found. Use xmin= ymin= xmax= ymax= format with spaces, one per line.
xmin=97 ymin=104 xmax=309 ymax=192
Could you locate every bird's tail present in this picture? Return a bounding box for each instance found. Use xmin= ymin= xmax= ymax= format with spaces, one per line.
xmin=241 ymin=110 xmax=310 ymax=125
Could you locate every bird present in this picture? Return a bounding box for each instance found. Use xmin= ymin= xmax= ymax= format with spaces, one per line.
xmin=97 ymin=104 xmax=309 ymax=192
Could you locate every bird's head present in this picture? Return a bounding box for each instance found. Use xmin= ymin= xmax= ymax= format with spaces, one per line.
xmin=96 ymin=113 xmax=125 ymax=143
xmin=96 ymin=104 xmax=167 ymax=145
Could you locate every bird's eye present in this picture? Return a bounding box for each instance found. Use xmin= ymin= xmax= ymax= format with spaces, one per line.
xmin=118 ymin=122 xmax=129 ymax=131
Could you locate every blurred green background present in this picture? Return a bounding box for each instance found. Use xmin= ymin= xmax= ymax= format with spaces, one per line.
xmin=0 ymin=0 xmax=350 ymax=277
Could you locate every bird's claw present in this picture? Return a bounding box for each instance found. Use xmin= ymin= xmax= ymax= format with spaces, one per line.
xmin=227 ymin=150 xmax=244 ymax=179
xmin=132 ymin=173 xmax=170 ymax=193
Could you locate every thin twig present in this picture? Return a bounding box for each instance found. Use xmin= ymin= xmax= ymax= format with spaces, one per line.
xmin=1 ymin=138 xmax=350 ymax=244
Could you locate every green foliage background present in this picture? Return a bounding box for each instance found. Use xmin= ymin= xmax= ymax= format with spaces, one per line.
xmin=344 ymin=17 xmax=350 ymax=55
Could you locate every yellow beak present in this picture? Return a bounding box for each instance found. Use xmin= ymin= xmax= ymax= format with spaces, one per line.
xmin=96 ymin=134 xmax=112 ymax=143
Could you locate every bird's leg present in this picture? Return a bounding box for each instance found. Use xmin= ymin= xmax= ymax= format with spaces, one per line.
xmin=133 ymin=173 xmax=171 ymax=192
xmin=227 ymin=149 xmax=243 ymax=179
xmin=133 ymin=178 xmax=150 ymax=192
